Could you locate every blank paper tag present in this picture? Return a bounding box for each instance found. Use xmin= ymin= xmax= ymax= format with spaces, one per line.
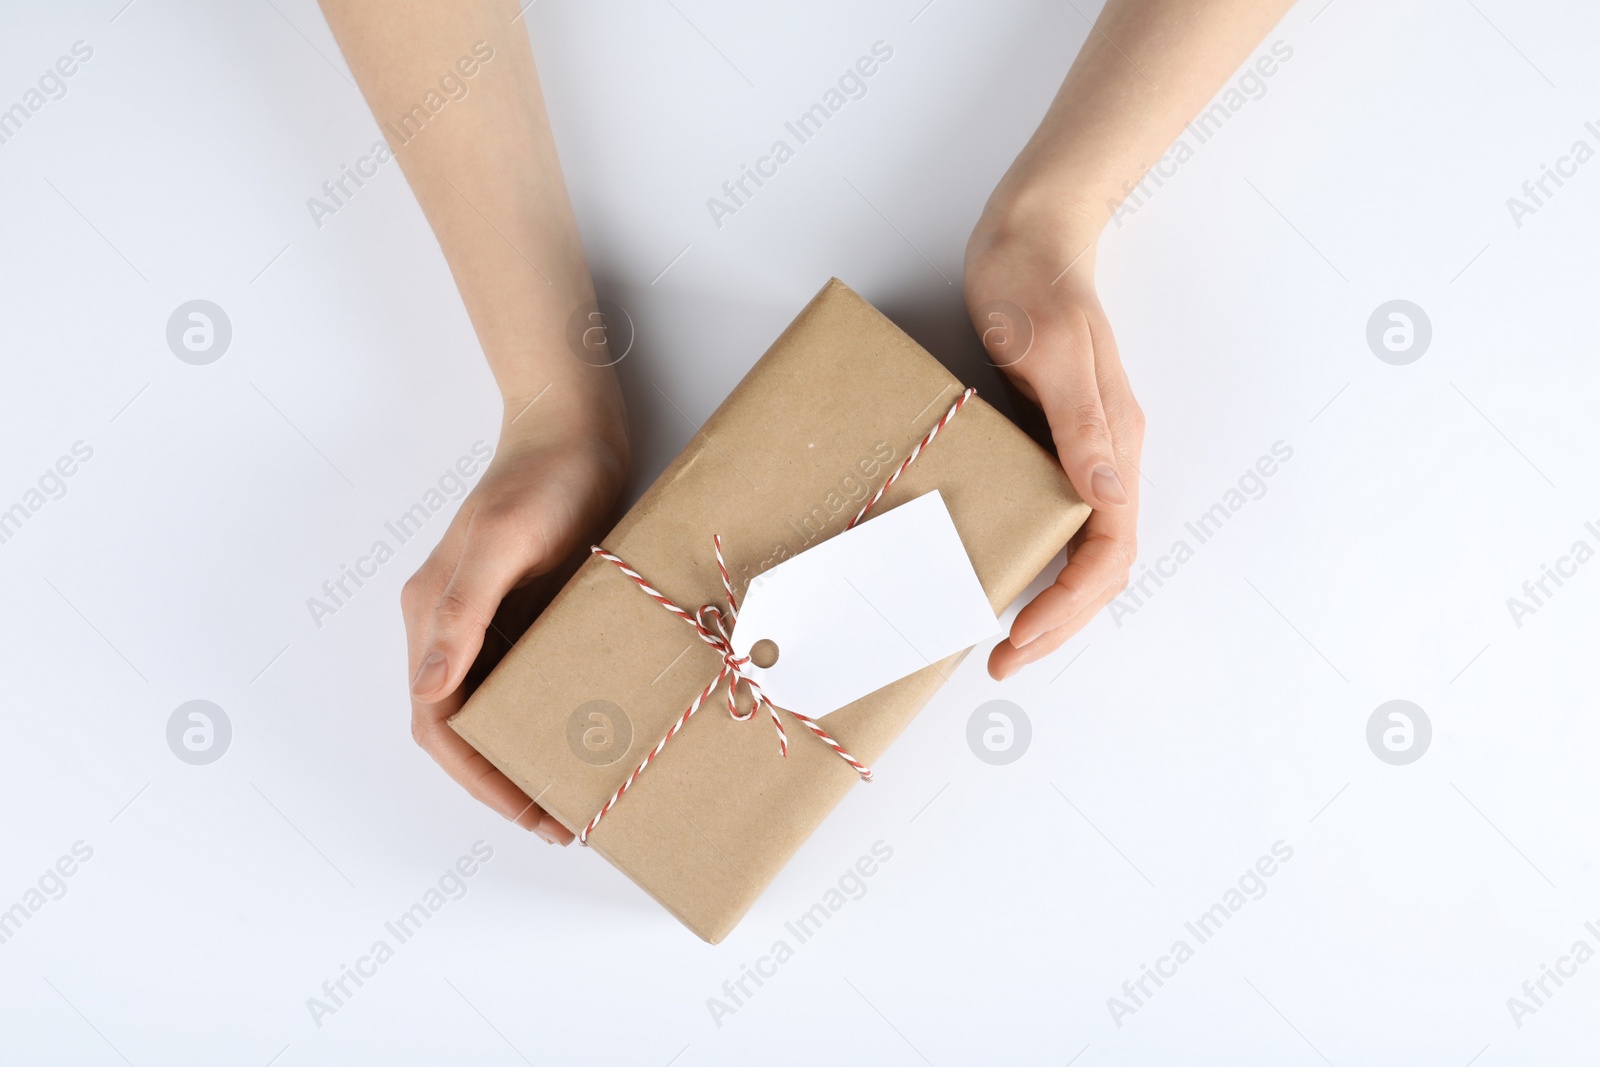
xmin=729 ymin=490 xmax=1000 ymax=718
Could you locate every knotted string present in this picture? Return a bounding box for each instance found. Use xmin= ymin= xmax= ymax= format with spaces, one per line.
xmin=577 ymin=387 xmax=975 ymax=844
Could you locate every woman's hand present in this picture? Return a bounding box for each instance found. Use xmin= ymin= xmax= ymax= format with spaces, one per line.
xmin=320 ymin=0 xmax=635 ymax=842
xmin=958 ymin=0 xmax=1293 ymax=677
xmin=403 ymin=389 xmax=627 ymax=845
xmin=965 ymin=208 xmax=1144 ymax=680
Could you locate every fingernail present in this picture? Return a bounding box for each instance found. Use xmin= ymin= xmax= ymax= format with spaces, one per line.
xmin=536 ymin=815 xmax=570 ymax=846
xmin=1090 ymin=464 xmax=1128 ymax=507
xmin=411 ymin=650 xmax=447 ymax=695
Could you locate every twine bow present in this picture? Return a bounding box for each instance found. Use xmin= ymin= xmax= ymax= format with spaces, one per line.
xmin=581 ymin=536 xmax=871 ymax=844
xmin=578 ymin=387 xmax=975 ymax=844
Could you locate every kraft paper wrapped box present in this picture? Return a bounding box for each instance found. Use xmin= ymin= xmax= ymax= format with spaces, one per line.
xmin=450 ymin=279 xmax=1089 ymax=942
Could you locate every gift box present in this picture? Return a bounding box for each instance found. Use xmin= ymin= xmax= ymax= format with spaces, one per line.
xmin=449 ymin=279 xmax=1089 ymax=942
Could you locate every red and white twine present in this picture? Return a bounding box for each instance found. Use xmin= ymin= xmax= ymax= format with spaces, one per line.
xmin=577 ymin=387 xmax=976 ymax=845
xmin=848 ymin=387 xmax=974 ymax=530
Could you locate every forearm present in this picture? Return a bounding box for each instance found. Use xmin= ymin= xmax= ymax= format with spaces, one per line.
xmin=321 ymin=0 xmax=619 ymax=438
xmin=984 ymin=0 xmax=1295 ymax=238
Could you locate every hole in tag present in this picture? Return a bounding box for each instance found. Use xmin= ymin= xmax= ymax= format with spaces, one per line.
xmin=749 ymin=639 xmax=780 ymax=668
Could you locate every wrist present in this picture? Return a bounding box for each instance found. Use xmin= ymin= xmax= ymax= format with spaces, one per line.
xmin=498 ymin=361 xmax=629 ymax=473
xmin=969 ymin=169 xmax=1104 ymax=274
xmin=967 ymin=190 xmax=1102 ymax=305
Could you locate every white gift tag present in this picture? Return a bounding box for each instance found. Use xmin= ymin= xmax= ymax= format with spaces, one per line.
xmin=728 ymin=490 xmax=1000 ymax=718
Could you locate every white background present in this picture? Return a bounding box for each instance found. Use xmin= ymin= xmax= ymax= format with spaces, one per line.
xmin=2 ymin=0 xmax=1596 ymax=1063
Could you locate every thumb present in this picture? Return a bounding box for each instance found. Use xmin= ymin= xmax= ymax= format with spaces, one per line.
xmin=410 ymin=509 xmax=559 ymax=703
xmin=1031 ymin=343 xmax=1129 ymax=511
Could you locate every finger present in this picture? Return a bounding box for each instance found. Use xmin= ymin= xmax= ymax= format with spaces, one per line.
xmin=1008 ymin=504 xmax=1137 ymax=648
xmin=1090 ymin=322 xmax=1147 ymax=481
xmin=1030 ymin=322 xmax=1129 ymax=511
xmin=988 ymin=576 xmax=1127 ymax=680
xmin=401 ymin=516 xmax=573 ymax=844
xmin=412 ymin=506 xmax=561 ymax=703
xmin=1008 ymin=327 xmax=1146 ymax=649
xmin=401 ymin=516 xmax=470 ymax=680
xmin=411 ymin=687 xmax=573 ymax=845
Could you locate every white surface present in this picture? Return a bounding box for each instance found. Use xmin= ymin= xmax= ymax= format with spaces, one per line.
xmin=731 ymin=490 xmax=1000 ymax=718
xmin=1 ymin=0 xmax=1596 ymax=1064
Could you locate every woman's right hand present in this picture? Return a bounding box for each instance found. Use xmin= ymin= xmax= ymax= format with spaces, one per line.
xmin=403 ymin=384 xmax=627 ymax=845
xmin=318 ymin=0 xmax=636 ymax=844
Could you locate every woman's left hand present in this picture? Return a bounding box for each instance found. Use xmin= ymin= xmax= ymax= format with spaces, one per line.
xmin=965 ymin=208 xmax=1145 ymax=679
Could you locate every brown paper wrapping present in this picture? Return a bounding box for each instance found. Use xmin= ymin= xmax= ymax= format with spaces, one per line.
xmin=450 ymin=279 xmax=1089 ymax=942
